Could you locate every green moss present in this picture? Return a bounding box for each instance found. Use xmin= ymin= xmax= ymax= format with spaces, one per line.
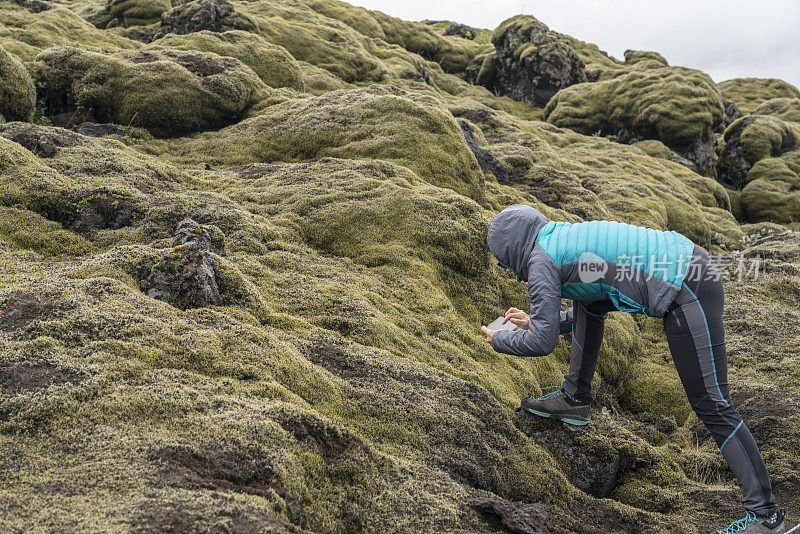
xmin=623 ymin=50 xmax=668 ymax=66
xmin=0 ymin=45 xmax=35 ymax=122
xmin=146 ymin=30 xmax=304 ymax=91
xmin=32 ymin=47 xmax=271 ymax=137
xmin=0 ymin=4 xmax=138 ymax=62
xmin=297 ymin=61 xmax=349 ymax=95
xmin=755 ymin=97 xmax=800 ymax=123
xmin=544 ymin=65 xmax=724 ymax=148
xmin=718 ymin=78 xmax=800 ymax=115
xmin=740 ymin=151 xmax=800 ymax=223
xmin=150 ymin=86 xmax=485 ymax=202
xmin=108 ymin=0 xmax=170 ymax=27
xmin=731 ymin=115 xmax=798 ymax=164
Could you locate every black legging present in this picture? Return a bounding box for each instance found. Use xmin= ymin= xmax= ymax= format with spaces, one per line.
xmin=562 ymin=246 xmax=777 ymax=517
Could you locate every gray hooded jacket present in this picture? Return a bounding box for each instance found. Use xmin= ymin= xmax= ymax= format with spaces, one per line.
xmin=487 ymin=205 xmax=572 ymax=356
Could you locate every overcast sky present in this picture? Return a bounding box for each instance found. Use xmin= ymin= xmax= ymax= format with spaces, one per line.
xmin=348 ymin=0 xmax=800 ymax=88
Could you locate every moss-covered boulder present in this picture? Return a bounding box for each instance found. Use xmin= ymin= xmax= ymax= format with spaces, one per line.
xmin=544 ymin=65 xmax=724 ymax=173
xmin=0 ymin=45 xmax=35 ymax=122
xmin=107 ymin=0 xmax=171 ymax=27
xmin=147 ymin=30 xmax=304 ymax=90
xmin=32 ymin=47 xmax=270 ymax=137
xmin=718 ymin=77 xmax=800 ymax=115
xmin=754 ymin=97 xmax=800 ymax=123
xmin=717 ymin=115 xmax=798 ymax=189
xmin=156 ymin=86 xmax=485 ymax=202
xmin=623 ymin=49 xmax=667 ymax=66
xmin=739 ymin=151 xmax=800 ymax=223
xmin=477 ymin=15 xmax=587 ymax=107
xmin=158 ymin=0 xmax=256 ymax=36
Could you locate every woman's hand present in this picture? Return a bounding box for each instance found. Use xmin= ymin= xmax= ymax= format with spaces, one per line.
xmin=481 ymin=326 xmax=496 ymax=344
xmin=503 ymin=307 xmax=530 ymax=329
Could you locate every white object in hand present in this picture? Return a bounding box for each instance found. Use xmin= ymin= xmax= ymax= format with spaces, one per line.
xmin=487 ymin=316 xmax=520 ymax=332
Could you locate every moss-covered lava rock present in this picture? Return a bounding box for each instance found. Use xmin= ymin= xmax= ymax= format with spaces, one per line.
xmin=31 ymin=46 xmax=270 ymax=137
xmin=544 ymin=65 xmax=724 ymax=173
xmin=717 ymin=115 xmax=798 ymax=189
xmin=0 ymin=45 xmax=35 ymax=122
xmin=146 ymin=30 xmax=304 ymax=90
xmin=719 ymin=78 xmax=800 ymax=115
xmin=476 ymin=15 xmax=587 ymax=107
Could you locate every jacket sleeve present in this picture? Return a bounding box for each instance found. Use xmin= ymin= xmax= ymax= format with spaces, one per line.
xmin=491 ymin=246 xmax=562 ymax=357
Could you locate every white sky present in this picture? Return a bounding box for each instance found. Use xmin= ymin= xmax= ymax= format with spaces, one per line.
xmin=347 ymin=0 xmax=800 ymax=88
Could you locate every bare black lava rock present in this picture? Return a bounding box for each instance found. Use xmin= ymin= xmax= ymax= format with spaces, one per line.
xmin=458 ymin=120 xmax=510 ymax=184
xmin=76 ymin=122 xmax=123 ymax=138
xmin=139 ymin=218 xmax=223 ymax=310
xmin=477 ymin=17 xmax=587 ymax=107
xmin=6 ymin=128 xmax=56 ymax=157
xmin=443 ymin=23 xmax=477 ymax=40
xmin=516 ymin=408 xmax=623 ymax=498
xmin=158 ymin=0 xmax=254 ymax=36
xmin=720 ymin=98 xmax=741 ymax=132
xmin=467 ymin=497 xmax=549 ymax=534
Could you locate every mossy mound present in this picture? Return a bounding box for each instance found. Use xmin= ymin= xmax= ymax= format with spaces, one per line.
xmin=153 ymin=86 xmax=485 ymax=202
xmin=147 ymin=30 xmax=304 ymax=90
xmin=0 ymin=45 xmax=35 ymax=122
xmin=0 ymin=3 xmax=137 ymax=61
xmin=717 ymin=115 xmax=798 ymax=189
xmin=544 ymin=65 xmax=723 ymax=172
xmin=755 ymin=97 xmax=800 ymax=124
xmin=739 ymin=151 xmax=800 ymax=223
xmin=718 ymin=77 xmax=800 ymax=115
xmin=624 ymin=49 xmax=668 ymax=66
xmin=308 ymin=0 xmax=488 ymax=74
xmin=545 ymin=65 xmax=723 ymax=148
xmin=32 ymin=46 xmax=270 ymax=137
xmin=107 ymin=0 xmax=171 ymax=27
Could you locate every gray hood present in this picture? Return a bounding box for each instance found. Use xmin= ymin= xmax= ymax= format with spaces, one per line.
xmin=487 ymin=205 xmax=549 ymax=282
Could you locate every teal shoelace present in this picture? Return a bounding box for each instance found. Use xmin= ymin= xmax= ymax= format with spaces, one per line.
xmin=716 ymin=511 xmax=758 ymax=533
xmin=537 ymin=386 xmax=563 ymax=400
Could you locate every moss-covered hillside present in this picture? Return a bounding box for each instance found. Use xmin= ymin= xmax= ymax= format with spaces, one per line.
xmin=1 ymin=1 xmax=799 ymax=532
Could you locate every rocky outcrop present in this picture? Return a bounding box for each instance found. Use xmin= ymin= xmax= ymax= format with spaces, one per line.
xmin=138 ymin=218 xmax=224 ymax=310
xmin=475 ymin=16 xmax=586 ymax=107
xmin=442 ymin=23 xmax=477 ymax=40
xmin=158 ymin=0 xmax=255 ymax=36
xmin=623 ymin=49 xmax=667 ymax=66
xmin=717 ymin=115 xmax=798 ymax=189
xmin=467 ymin=497 xmax=549 ymax=534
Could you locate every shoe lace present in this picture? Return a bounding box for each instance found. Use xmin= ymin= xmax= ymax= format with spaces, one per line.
xmin=537 ymin=380 xmax=566 ymax=400
xmin=716 ymin=511 xmax=758 ymax=533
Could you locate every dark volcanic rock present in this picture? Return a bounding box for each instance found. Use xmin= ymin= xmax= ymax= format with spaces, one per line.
xmin=458 ymin=120 xmax=510 ymax=184
xmin=1 ymin=0 xmax=53 ymax=12
xmin=159 ymin=0 xmax=254 ymax=36
xmin=172 ymin=217 xmax=225 ymax=255
xmin=72 ymin=192 xmax=138 ymax=233
xmin=478 ymin=17 xmax=586 ymax=107
xmin=443 ymin=23 xmax=477 ymax=40
xmin=7 ymin=128 xmax=56 ymax=157
xmin=717 ymin=116 xmax=798 ymax=189
xmin=139 ymin=218 xmax=223 ymax=310
xmin=681 ymin=137 xmax=716 ymax=176
xmin=516 ymin=408 xmax=623 ymax=497
xmin=720 ymin=98 xmax=741 ymax=131
xmin=467 ymin=497 xmax=549 ymax=534
xmin=76 ymin=122 xmax=123 ymax=138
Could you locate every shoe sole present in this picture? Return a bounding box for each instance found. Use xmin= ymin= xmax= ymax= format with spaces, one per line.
xmin=525 ymin=408 xmax=589 ymax=426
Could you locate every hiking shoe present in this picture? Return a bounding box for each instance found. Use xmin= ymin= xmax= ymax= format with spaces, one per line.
xmin=521 ymin=386 xmax=590 ymax=426
xmin=709 ymin=510 xmax=786 ymax=533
